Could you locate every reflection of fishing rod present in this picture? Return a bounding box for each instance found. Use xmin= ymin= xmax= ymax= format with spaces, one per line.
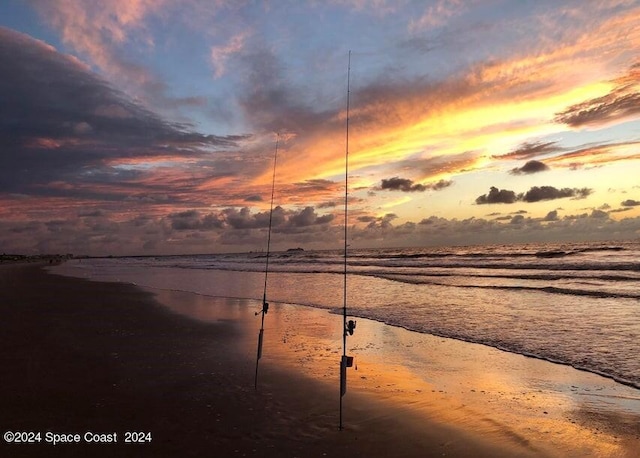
xmin=339 ymin=51 xmax=356 ymax=430
xmin=255 ymin=134 xmax=279 ymax=390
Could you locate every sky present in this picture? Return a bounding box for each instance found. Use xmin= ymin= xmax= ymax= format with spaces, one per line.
xmin=1 ymin=0 xmax=640 ymax=256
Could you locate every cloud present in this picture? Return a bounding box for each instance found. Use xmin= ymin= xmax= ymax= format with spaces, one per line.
xmin=409 ymin=0 xmax=469 ymax=31
xmin=168 ymin=205 xmax=334 ymax=232
xmin=225 ymin=207 xmax=282 ymax=230
xmin=292 ymin=179 xmax=338 ymax=193
xmin=609 ymin=207 xmax=634 ymax=214
xmin=360 ymin=213 xmax=399 ymax=230
xmin=544 ymin=210 xmax=559 ymax=221
xmin=522 ymin=186 xmax=592 ymax=202
xmin=555 ymin=63 xmax=640 ymax=128
xmin=3 ymin=197 xmax=639 ymax=256
xmin=28 ymin=0 xmax=211 ymax=113
xmin=169 ymin=210 xmax=222 ymax=231
xmin=288 ymin=206 xmax=335 ymax=227
xmin=476 ymin=186 xmax=593 ymax=204
xmin=509 ymin=160 xmax=550 ymax=175
xmin=621 ymin=199 xmax=640 ymax=206
xmin=475 ymin=187 xmax=518 ymax=204
xmin=351 ymin=210 xmax=640 ymax=250
xmin=376 ymin=177 xmax=452 ymax=192
xmin=494 ymin=141 xmax=559 ymax=160
xmin=211 ymin=31 xmax=250 ymax=78
xmin=0 ymin=27 xmax=245 ymax=196
xmin=391 ymin=151 xmax=479 ymax=183
xmin=556 ymin=92 xmax=640 ymax=128
xmin=318 ymin=201 xmax=340 ymax=209
xmin=378 ymin=177 xmax=427 ymax=192
xmin=237 ymin=48 xmax=332 ymax=135
xmin=429 ymin=179 xmax=454 ymax=190
xmin=590 ymin=209 xmax=609 ymax=219
xmin=543 ymin=140 xmax=640 ymax=170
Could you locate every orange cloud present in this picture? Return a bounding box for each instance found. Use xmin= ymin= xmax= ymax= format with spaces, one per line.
xmin=269 ymin=7 xmax=640 ymax=194
xmin=545 ymin=142 xmax=640 ymax=169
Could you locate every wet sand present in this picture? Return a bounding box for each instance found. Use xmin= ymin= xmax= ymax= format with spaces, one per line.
xmin=1 ymin=264 xmax=638 ymax=457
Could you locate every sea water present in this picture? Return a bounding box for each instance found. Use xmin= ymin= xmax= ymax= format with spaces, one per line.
xmin=55 ymin=240 xmax=640 ymax=391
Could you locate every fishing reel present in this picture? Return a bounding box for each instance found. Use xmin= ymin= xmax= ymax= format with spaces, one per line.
xmin=345 ymin=319 xmax=356 ymax=336
xmin=255 ymin=301 xmax=269 ymax=316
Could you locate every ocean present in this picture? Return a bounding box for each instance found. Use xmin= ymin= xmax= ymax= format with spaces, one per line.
xmin=54 ymin=239 xmax=640 ymax=391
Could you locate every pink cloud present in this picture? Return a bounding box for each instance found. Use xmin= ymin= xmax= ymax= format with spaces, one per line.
xmin=210 ymin=31 xmax=250 ymax=78
xmin=30 ymin=0 xmax=167 ymax=102
xmin=409 ymin=0 xmax=470 ymax=32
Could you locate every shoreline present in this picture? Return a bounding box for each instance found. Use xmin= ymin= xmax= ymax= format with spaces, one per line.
xmin=152 ymin=287 xmax=640 ymax=455
xmin=2 ymin=264 xmax=639 ymax=457
xmin=50 ymin=255 xmax=640 ymax=393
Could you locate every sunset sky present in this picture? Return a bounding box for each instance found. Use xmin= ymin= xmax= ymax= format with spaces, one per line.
xmin=1 ymin=0 xmax=640 ymax=256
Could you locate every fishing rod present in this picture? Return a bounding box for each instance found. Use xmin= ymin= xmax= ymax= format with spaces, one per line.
xmin=339 ymin=51 xmax=356 ymax=430
xmin=255 ymin=134 xmax=279 ymax=390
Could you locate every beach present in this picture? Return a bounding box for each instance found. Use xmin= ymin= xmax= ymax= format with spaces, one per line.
xmin=1 ymin=263 xmax=639 ymax=457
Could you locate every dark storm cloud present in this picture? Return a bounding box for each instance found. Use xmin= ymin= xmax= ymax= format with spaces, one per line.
xmin=0 ymin=27 xmax=246 ymax=194
xmin=522 ymin=186 xmax=592 ymax=202
xmin=621 ymin=199 xmax=640 ymax=206
xmin=494 ymin=141 xmax=559 ymax=160
xmin=509 ymin=160 xmax=549 ymax=175
xmin=377 ymin=177 xmax=452 ymax=193
xmin=554 ymin=63 xmax=640 ymax=128
xmin=475 ymin=186 xmax=518 ymax=204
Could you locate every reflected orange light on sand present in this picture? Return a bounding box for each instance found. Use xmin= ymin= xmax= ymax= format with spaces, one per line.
xmin=227 ymin=297 xmax=634 ymax=458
